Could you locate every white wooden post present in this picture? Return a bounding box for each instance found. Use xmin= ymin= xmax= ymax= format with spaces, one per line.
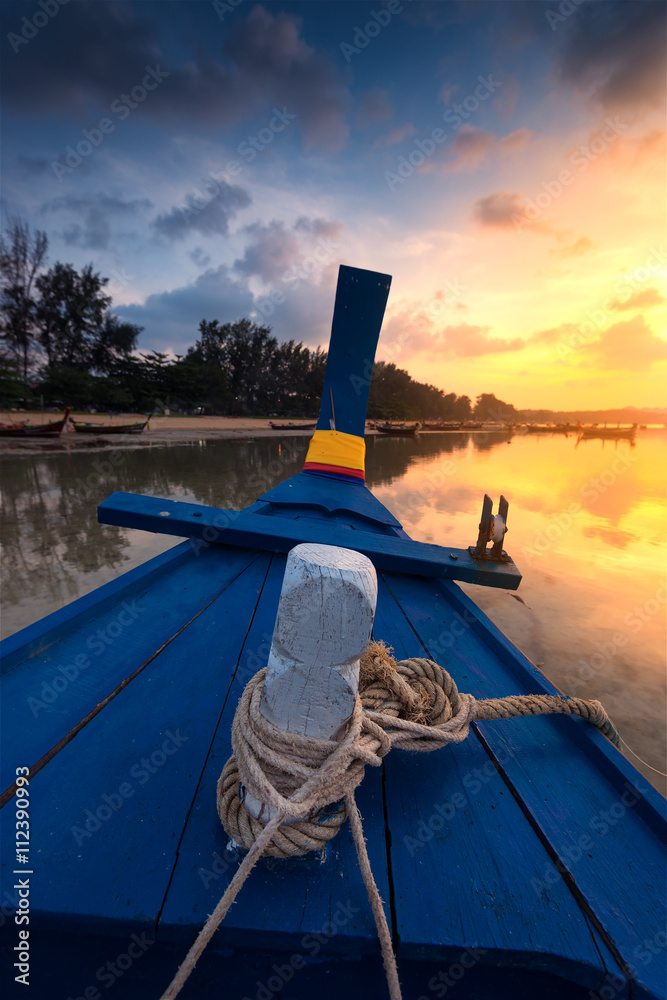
xmin=242 ymin=542 xmax=377 ymax=823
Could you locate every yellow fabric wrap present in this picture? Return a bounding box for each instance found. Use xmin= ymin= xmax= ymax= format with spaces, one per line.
xmin=304 ymin=429 xmax=366 ymax=472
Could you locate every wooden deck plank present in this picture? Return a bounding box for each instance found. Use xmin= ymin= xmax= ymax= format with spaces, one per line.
xmin=98 ymin=491 xmax=522 ymax=588
xmin=374 ymin=576 xmax=628 ymax=994
xmin=0 ymin=545 xmax=259 ymax=794
xmin=0 ymin=554 xmax=272 ymax=935
xmin=381 ymin=571 xmax=667 ymax=1000
xmin=1 ymin=539 xmax=195 ymax=671
xmin=157 ymin=554 xmax=391 ymax=974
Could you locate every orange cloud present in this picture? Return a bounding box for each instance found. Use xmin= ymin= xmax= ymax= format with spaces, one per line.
xmin=373 ymin=124 xmax=416 ymax=148
xmin=608 ymin=287 xmax=666 ymax=311
xmin=579 ymin=316 xmax=666 ymax=371
xmin=550 ymin=236 xmax=594 ymax=259
xmin=471 ymin=190 xmax=558 ymax=236
xmin=440 ymin=125 xmax=533 ymax=174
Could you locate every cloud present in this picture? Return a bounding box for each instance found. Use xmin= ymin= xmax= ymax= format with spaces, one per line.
xmin=235 ymin=217 xmax=344 ymax=284
xmin=550 ymin=237 xmax=593 ymax=259
xmin=554 ymin=1 xmax=667 ymax=113
xmin=114 ymin=265 xmax=254 ymax=354
xmin=294 ymin=217 xmax=344 ymax=239
xmin=374 ymin=124 xmax=417 ymax=148
xmin=2 ymin=2 xmax=350 ymax=152
xmin=381 ymin=310 xmax=525 ymax=360
xmin=608 ymin=288 xmax=666 ymax=312
xmin=152 ymin=183 xmax=251 ymax=241
xmin=41 ymin=194 xmax=152 ymax=250
xmin=581 ymin=316 xmax=666 ymax=371
xmin=189 ymin=247 xmax=211 ymax=269
xmin=472 ymin=190 xmax=559 ymax=236
xmin=357 ymin=89 xmax=392 ymax=127
xmin=234 ymin=220 xmax=301 ymax=283
xmin=17 ymin=155 xmax=50 ymax=177
xmin=438 ymin=323 xmax=525 ymax=358
xmin=439 ymin=126 xmax=532 ymax=174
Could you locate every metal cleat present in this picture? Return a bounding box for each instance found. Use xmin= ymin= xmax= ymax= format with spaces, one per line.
xmin=469 ymin=494 xmax=511 ymax=562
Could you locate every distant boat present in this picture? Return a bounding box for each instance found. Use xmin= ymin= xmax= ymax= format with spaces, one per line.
xmin=71 ymin=414 xmax=151 ymax=435
xmin=421 ymin=421 xmax=462 ymax=431
xmin=0 ymin=407 xmax=70 ymax=438
xmin=579 ymin=425 xmax=637 ymax=441
xmin=268 ymin=421 xmax=317 ymax=430
xmin=376 ymin=422 xmax=420 ymax=436
xmin=461 ymin=420 xmax=483 ymax=429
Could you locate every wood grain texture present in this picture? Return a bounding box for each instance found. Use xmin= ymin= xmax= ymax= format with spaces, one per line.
xmin=379 ymin=571 xmax=666 ymax=999
xmin=260 ymin=543 xmax=377 ymax=739
xmin=0 ymin=545 xmax=258 ymax=794
xmin=156 ymin=555 xmax=391 ymax=985
xmin=0 ymin=554 xmax=271 ymax=936
xmin=98 ymin=490 xmax=523 ymax=588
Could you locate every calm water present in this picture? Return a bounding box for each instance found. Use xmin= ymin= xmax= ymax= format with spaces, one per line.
xmin=1 ymin=429 xmax=665 ymax=791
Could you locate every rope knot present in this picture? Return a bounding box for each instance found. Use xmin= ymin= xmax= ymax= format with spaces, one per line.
xmin=359 ymin=642 xmax=477 ymax=752
xmin=218 ymin=667 xmax=390 ymax=858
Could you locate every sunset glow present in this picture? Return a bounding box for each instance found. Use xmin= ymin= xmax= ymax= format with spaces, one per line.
xmin=2 ymin=0 xmax=665 ymax=410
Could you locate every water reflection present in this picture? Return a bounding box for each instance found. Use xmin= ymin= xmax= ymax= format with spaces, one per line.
xmin=1 ymin=430 xmax=665 ymax=790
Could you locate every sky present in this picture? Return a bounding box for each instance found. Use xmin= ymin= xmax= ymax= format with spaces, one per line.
xmin=1 ymin=0 xmax=665 ymax=410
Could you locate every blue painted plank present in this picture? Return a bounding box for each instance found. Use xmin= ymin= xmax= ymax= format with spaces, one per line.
xmin=373 ymin=576 xmax=629 ymax=995
xmin=256 ymin=471 xmax=403 ymax=529
xmin=314 ymin=265 xmax=392 ymax=436
xmin=0 ymin=539 xmax=194 ymax=673
xmin=157 ymin=555 xmax=391 ymax=965
xmin=0 ymin=555 xmax=272 ymax=935
xmin=98 ymin=491 xmax=523 ymax=589
xmin=0 ymin=545 xmax=258 ymax=794
xmin=381 ymin=571 xmax=667 ymax=1000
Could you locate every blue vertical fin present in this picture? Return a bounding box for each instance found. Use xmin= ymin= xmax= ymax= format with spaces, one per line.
xmin=315 ymin=265 xmax=392 ymax=436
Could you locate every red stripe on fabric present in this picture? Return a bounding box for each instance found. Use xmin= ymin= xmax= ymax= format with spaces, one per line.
xmin=303 ymin=462 xmax=365 ymax=480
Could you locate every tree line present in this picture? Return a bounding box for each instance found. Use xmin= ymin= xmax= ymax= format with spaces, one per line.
xmin=0 ymin=219 xmax=519 ymax=420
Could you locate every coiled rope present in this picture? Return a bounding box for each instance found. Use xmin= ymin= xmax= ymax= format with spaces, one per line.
xmin=161 ymin=641 xmax=620 ymax=1000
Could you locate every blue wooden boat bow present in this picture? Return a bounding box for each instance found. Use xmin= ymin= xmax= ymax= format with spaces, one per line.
xmin=1 ymin=266 xmax=665 ymax=1000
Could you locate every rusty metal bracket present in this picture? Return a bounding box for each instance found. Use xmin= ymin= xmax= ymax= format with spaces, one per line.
xmin=469 ymin=494 xmax=511 ymax=562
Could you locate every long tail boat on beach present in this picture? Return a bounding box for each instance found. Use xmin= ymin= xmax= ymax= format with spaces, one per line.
xmin=375 ymin=422 xmax=420 ymax=436
xmin=71 ymin=413 xmax=152 ymax=435
xmin=579 ymin=424 xmax=637 ymax=441
xmin=0 ymin=407 xmax=70 ymax=437
xmin=0 ymin=266 xmax=664 ymax=1000
xmin=267 ymin=420 xmax=317 ymax=430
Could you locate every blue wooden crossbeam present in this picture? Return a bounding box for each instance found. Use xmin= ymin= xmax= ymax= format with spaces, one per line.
xmin=98 ymin=491 xmax=522 ymax=589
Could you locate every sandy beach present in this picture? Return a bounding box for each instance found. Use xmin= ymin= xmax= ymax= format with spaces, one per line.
xmin=0 ymin=411 xmax=320 ymax=454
